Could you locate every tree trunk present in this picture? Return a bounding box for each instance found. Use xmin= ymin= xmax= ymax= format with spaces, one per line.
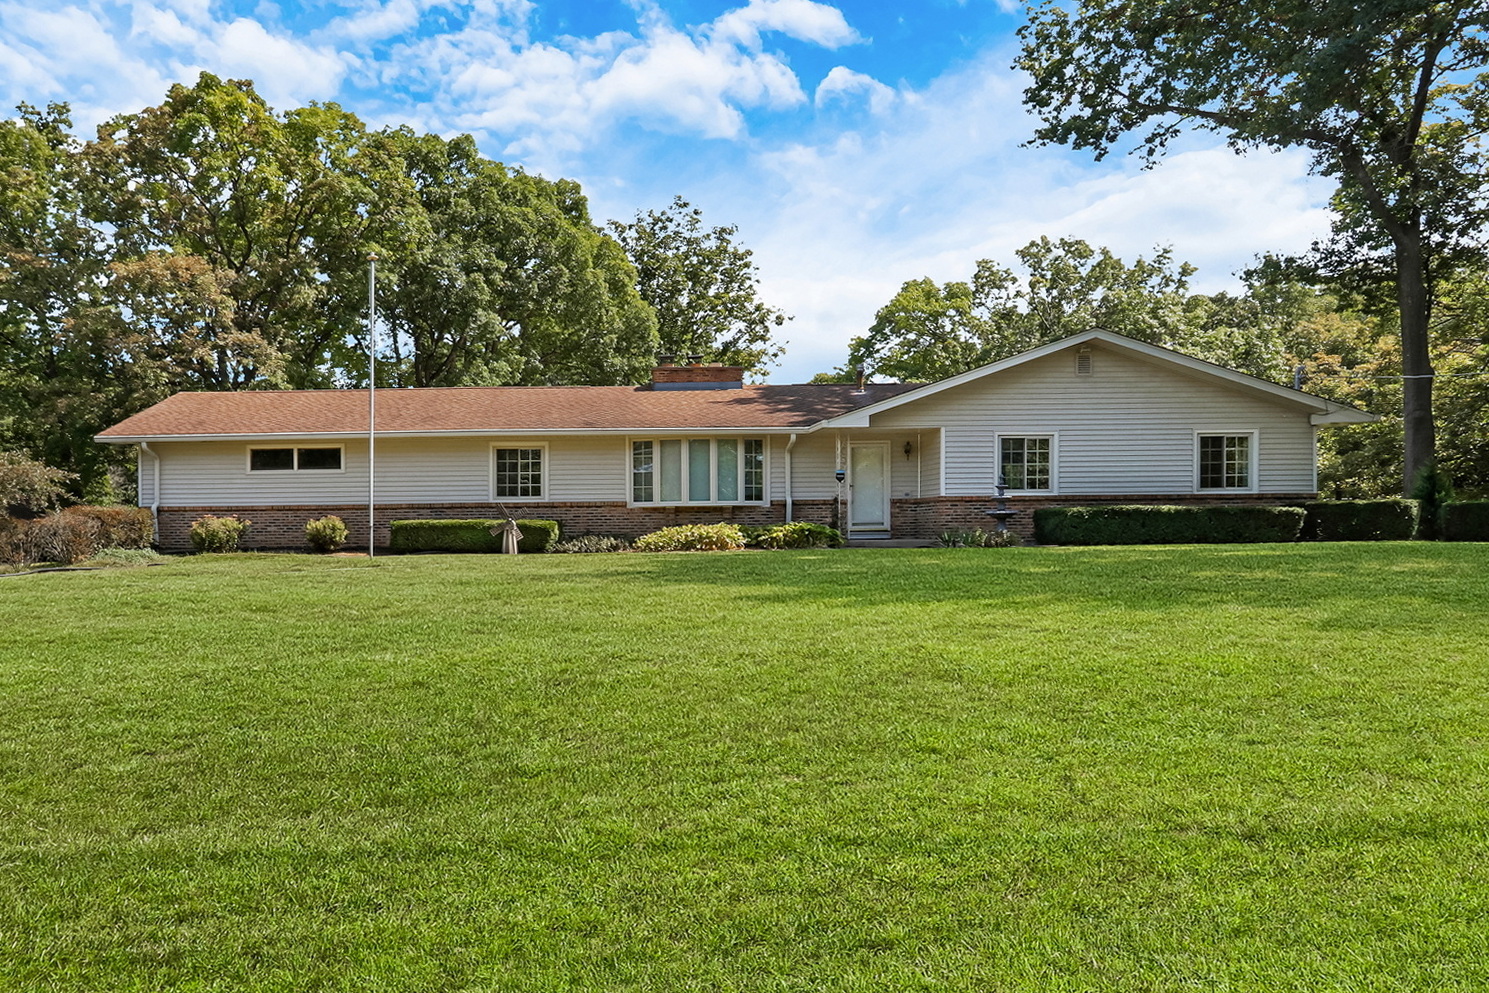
xmin=1395 ymin=233 xmax=1436 ymax=494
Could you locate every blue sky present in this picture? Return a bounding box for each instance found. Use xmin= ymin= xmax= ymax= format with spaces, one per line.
xmin=0 ymin=0 xmax=1335 ymax=380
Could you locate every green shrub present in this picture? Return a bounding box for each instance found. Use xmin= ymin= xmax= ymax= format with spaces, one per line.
xmin=1301 ymin=499 xmax=1417 ymax=541
xmin=59 ymin=505 xmax=154 ymax=550
xmin=939 ymin=527 xmax=1021 ymax=548
xmin=305 ymin=515 xmax=349 ymax=553
xmin=1410 ymin=460 xmax=1455 ymax=540
xmin=633 ymin=523 xmax=747 ymax=552
xmin=551 ymin=535 xmax=631 ymax=553
xmin=1442 ymin=501 xmax=1489 ymax=541
xmin=1034 ymin=505 xmax=1306 ymax=545
xmin=388 ymin=518 xmax=560 ymax=554
xmin=190 ymin=515 xmax=252 ymax=553
xmin=750 ymin=522 xmax=844 ymax=549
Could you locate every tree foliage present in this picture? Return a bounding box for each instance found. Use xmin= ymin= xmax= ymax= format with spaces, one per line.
xmin=608 ymin=196 xmax=787 ymax=372
xmin=0 ymin=449 xmax=74 ymax=513
xmin=849 ymin=237 xmax=1286 ymax=382
xmin=1017 ymin=0 xmax=1489 ymax=492
xmin=378 ymin=132 xmax=656 ymax=387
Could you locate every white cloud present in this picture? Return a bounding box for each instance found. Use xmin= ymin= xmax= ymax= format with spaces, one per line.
xmin=710 ymin=0 xmax=860 ymax=50
xmin=0 ymin=1 xmax=343 ymax=131
xmin=351 ymin=0 xmax=860 ymax=163
xmin=203 ymin=18 xmax=347 ymax=108
xmin=815 ymin=66 xmax=896 ymax=114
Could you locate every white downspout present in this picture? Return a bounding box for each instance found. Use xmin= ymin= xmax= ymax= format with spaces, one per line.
xmin=785 ymin=433 xmax=798 ymax=522
xmin=140 ymin=442 xmax=161 ymax=542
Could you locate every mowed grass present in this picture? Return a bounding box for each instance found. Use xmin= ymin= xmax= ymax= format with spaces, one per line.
xmin=1 ymin=545 xmax=1488 ymax=992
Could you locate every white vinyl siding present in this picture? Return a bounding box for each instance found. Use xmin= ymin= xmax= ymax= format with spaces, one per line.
xmin=145 ymin=434 xmax=791 ymax=508
xmin=869 ymin=344 xmax=1316 ymax=495
xmin=150 ymin=435 xmax=634 ymax=506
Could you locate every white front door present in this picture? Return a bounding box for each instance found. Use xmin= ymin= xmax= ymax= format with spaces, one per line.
xmin=849 ymin=442 xmax=890 ymax=532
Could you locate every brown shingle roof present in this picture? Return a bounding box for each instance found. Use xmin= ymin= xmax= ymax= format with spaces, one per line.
xmin=96 ymin=383 xmax=921 ymax=441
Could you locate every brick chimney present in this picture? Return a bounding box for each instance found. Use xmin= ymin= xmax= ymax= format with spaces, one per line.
xmin=650 ymin=358 xmax=746 ymax=390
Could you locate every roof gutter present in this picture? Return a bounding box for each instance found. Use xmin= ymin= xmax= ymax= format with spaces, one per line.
xmin=785 ymin=433 xmax=797 ymax=522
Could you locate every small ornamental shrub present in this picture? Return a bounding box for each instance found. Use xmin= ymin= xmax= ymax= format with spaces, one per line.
xmin=305 ymin=515 xmax=349 ymax=553
xmin=1034 ymin=505 xmax=1306 ymax=545
xmin=551 ymin=535 xmax=631 ymax=553
xmin=388 ymin=518 xmax=560 ymax=554
xmin=1301 ymin=499 xmax=1418 ymax=541
xmin=750 ymin=522 xmax=844 ymax=549
xmin=1442 ymin=501 xmax=1489 ymax=541
xmin=938 ymin=527 xmax=1023 ymax=548
xmin=190 ymin=514 xmax=252 ymax=553
xmin=633 ymin=523 xmax=747 ymax=552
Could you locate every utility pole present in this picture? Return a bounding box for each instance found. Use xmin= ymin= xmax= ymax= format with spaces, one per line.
xmin=368 ymin=254 xmax=377 ymax=558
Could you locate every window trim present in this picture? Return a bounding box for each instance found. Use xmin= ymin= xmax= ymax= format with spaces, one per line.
xmin=994 ymin=433 xmax=1058 ymax=494
xmin=489 ymin=443 xmax=548 ymax=502
xmin=245 ymin=445 xmax=346 ymax=474
xmin=627 ymin=436 xmax=769 ymax=506
xmin=1194 ymin=430 xmax=1258 ymax=493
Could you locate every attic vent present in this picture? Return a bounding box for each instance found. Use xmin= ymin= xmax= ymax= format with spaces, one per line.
xmin=1075 ymin=347 xmax=1093 ymax=376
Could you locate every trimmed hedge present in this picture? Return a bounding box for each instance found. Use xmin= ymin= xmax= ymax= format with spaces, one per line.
xmin=1442 ymin=501 xmax=1489 ymax=541
xmin=388 ymin=518 xmax=560 ymax=554
xmin=1301 ymin=499 xmax=1417 ymax=541
xmin=1034 ymin=505 xmax=1306 ymax=545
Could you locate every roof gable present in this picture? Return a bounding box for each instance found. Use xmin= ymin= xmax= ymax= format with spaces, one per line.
xmin=819 ymin=330 xmax=1375 ymax=427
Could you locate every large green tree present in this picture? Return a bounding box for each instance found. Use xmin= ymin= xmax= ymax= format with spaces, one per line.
xmin=81 ymin=73 xmax=406 ymax=390
xmin=375 ymin=131 xmax=656 ymax=387
xmin=607 ymin=196 xmax=787 ymax=373
xmin=0 ymin=103 xmax=127 ymax=492
xmin=1017 ymin=0 xmax=1489 ymax=492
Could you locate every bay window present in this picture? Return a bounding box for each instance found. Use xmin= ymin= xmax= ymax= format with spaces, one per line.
xmin=632 ymin=438 xmax=765 ymax=504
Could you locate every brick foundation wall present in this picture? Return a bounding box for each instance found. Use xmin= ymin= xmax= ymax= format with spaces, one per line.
xmin=157 ymin=502 xmax=800 ymax=551
xmin=157 ymin=492 xmax=1317 ymax=550
xmin=891 ymin=493 xmax=1318 ymax=542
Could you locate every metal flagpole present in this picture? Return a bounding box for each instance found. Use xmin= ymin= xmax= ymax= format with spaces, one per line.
xmin=368 ymin=254 xmax=377 ymax=558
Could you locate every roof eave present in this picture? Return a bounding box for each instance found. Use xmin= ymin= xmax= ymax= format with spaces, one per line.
xmin=94 ymin=425 xmax=819 ymax=444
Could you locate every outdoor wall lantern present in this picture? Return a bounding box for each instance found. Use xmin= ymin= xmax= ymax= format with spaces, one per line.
xmin=903 ymin=441 xmax=913 ymax=459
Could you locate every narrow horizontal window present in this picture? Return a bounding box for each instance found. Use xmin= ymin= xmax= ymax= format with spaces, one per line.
xmin=250 ymin=448 xmax=295 ymax=471
xmin=248 ymin=447 xmax=342 ymax=472
xmin=296 ymin=447 xmax=342 ymax=471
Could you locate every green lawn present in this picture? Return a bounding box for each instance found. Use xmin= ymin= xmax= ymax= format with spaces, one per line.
xmin=2 ymin=545 xmax=1487 ymax=991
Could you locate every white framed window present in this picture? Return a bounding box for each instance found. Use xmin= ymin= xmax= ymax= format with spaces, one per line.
xmin=247 ymin=445 xmax=344 ymax=472
xmin=997 ymin=435 xmax=1055 ymax=492
xmin=1196 ymin=432 xmax=1256 ymax=491
xmin=630 ymin=437 xmax=766 ymax=505
xmin=491 ymin=445 xmax=546 ymax=500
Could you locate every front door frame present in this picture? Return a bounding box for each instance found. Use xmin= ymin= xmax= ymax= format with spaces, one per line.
xmin=848 ymin=441 xmax=891 ymax=534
